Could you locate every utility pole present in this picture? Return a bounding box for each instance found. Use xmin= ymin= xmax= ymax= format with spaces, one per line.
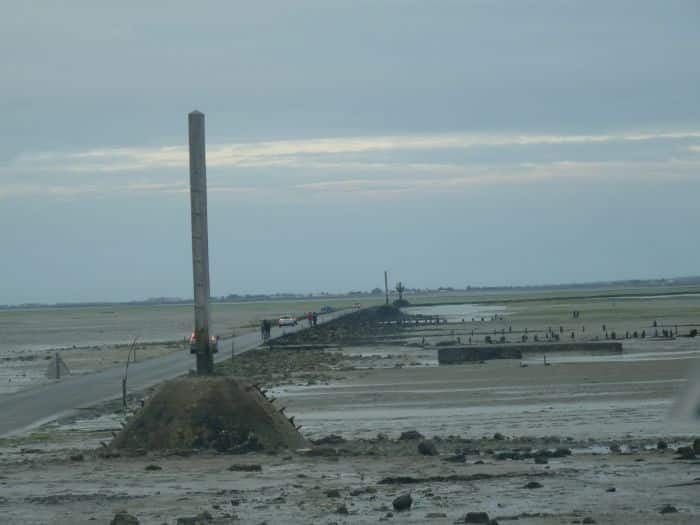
xmin=384 ymin=270 xmax=389 ymax=305
xmin=188 ymin=110 xmax=214 ymax=375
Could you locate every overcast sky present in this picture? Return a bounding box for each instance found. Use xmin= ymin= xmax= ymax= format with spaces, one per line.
xmin=2 ymin=1 xmax=700 ymax=304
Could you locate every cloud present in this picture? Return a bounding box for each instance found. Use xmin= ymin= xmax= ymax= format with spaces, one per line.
xmin=2 ymin=129 xmax=700 ymax=200
xmin=9 ymin=129 xmax=700 ymax=174
xmin=294 ymin=159 xmax=700 ymax=196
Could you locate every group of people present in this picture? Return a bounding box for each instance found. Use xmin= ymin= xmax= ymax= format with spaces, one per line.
xmin=306 ymin=311 xmax=318 ymax=327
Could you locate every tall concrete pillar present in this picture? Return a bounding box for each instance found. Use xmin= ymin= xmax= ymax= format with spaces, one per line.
xmin=384 ymin=271 xmax=389 ymax=305
xmin=188 ymin=110 xmax=214 ymax=374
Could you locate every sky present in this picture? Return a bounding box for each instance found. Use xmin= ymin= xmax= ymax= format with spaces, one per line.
xmin=1 ymin=1 xmax=700 ymax=304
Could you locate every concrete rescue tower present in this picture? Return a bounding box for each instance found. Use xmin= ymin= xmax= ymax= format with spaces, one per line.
xmin=384 ymin=270 xmax=389 ymax=305
xmin=188 ymin=110 xmax=214 ymax=374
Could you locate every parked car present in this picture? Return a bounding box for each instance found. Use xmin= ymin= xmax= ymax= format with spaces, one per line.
xmin=320 ymin=305 xmax=334 ymax=314
xmin=278 ymin=315 xmax=298 ymax=327
xmin=352 ymin=302 xmax=362 ymax=310
xmin=188 ymin=332 xmax=219 ymax=354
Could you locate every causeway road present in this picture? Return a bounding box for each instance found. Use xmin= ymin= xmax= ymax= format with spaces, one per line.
xmin=0 ymin=309 xmax=350 ymax=437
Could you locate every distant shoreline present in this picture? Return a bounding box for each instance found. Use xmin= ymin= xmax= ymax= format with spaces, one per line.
xmin=2 ymin=276 xmax=700 ymax=311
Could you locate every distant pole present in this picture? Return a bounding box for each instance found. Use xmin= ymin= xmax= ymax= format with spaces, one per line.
xmin=384 ymin=271 xmax=389 ymax=305
xmin=188 ymin=110 xmax=214 ymax=375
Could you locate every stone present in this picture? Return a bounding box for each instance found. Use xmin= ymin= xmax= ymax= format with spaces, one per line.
xmin=145 ymin=464 xmax=162 ymax=471
xmin=606 ymin=487 xmax=616 ymax=493
xmin=426 ymin=512 xmax=447 ymax=518
xmin=228 ymin=464 xmax=262 ymax=472
xmin=523 ymin=481 xmax=543 ymax=489
xmin=582 ymin=518 xmax=596 ymax=524
xmin=464 ymin=512 xmax=491 ymax=523
xmin=399 ymin=430 xmax=424 ymax=441
xmin=675 ymin=446 xmax=696 ymax=460
xmin=535 ymin=457 xmax=548 ymax=464
xmin=350 ymin=486 xmax=377 ymax=496
xmin=336 ymin=504 xmax=349 ymax=515
xmin=110 ymin=511 xmax=139 ymax=525
xmin=444 ymin=453 xmax=467 ymax=463
xmin=418 ymin=440 xmax=438 ymax=456
xmin=493 ymin=433 xmax=505 ymax=441
xmin=552 ymin=447 xmax=572 ymax=457
xmin=325 ymin=489 xmax=341 ymax=498
xmin=312 ymin=434 xmax=346 ymax=445
xmin=69 ymin=453 xmax=84 ymax=462
xmin=659 ymin=504 xmax=678 ymax=514
xmin=657 ymin=440 xmax=668 ymax=450
xmin=392 ymin=493 xmax=413 ymax=511
xmin=694 ymin=438 xmax=700 ymax=454
xmin=176 ymin=511 xmax=213 ymax=524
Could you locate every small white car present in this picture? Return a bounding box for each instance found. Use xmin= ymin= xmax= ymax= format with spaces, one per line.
xmin=278 ymin=315 xmax=298 ymax=327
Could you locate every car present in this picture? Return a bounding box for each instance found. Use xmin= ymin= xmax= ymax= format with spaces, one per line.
xmin=188 ymin=332 xmax=219 ymax=354
xmin=320 ymin=305 xmax=334 ymax=314
xmin=278 ymin=315 xmax=298 ymax=327
xmin=352 ymin=302 xmax=362 ymax=309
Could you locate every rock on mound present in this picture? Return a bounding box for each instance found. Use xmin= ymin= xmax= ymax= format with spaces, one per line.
xmin=110 ymin=376 xmax=307 ymax=452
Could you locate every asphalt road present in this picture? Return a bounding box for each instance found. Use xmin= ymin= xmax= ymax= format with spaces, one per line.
xmin=0 ymin=309 xmax=350 ymax=437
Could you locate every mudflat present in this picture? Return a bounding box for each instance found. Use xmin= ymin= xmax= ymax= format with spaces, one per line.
xmin=1 ymin=296 xmax=699 ymax=523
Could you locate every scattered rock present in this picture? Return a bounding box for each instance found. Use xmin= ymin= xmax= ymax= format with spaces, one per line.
xmin=444 ymin=453 xmax=467 ymax=463
xmin=392 ymin=493 xmax=413 ymax=511
xmin=609 ymin=443 xmax=621 ymax=453
xmin=533 ymin=447 xmax=571 ymax=459
xmin=69 ymin=453 xmax=84 ymax=462
xmin=464 ymin=511 xmax=491 ymax=523
xmin=336 ymin=504 xmax=349 ymax=515
xmin=534 ymin=457 xmax=548 ymax=465
xmin=694 ymin=438 xmax=700 ymax=455
xmin=302 ymin=447 xmax=339 ymax=457
xmin=176 ymin=511 xmax=213 ymax=524
xmin=144 ymin=464 xmax=162 ymax=471
xmin=426 ymin=512 xmax=447 ymax=518
xmin=657 ymin=440 xmax=668 ymax=450
xmin=523 ymin=481 xmax=543 ymax=489
xmin=110 ymin=511 xmax=139 ymax=525
xmin=399 ymin=430 xmax=424 ymax=441
xmin=582 ymin=518 xmax=596 ymax=524
xmin=606 ymin=487 xmax=616 ymax=493
xmin=659 ymin=504 xmax=678 ymax=514
xmin=350 ymin=486 xmax=377 ymax=496
xmin=325 ymin=489 xmax=341 ymax=498
xmin=312 ymin=434 xmax=346 ymax=445
xmin=552 ymin=447 xmax=572 ymax=457
xmin=418 ymin=440 xmax=438 ymax=456
xmin=228 ymin=464 xmax=262 ymax=472
xmin=493 ymin=433 xmax=505 ymax=441
xmin=675 ymin=446 xmax=696 ymax=460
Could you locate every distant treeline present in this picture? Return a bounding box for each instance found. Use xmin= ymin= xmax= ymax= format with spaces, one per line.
xmin=2 ymin=276 xmax=700 ymax=311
